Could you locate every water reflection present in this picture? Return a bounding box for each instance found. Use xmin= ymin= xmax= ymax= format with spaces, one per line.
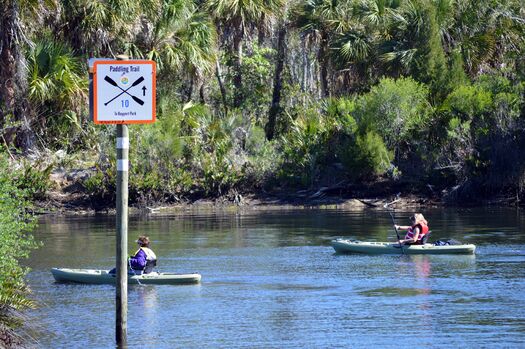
xmin=132 ymin=286 xmax=158 ymax=310
xmin=410 ymin=255 xmax=432 ymax=279
xmin=131 ymin=286 xmax=159 ymax=344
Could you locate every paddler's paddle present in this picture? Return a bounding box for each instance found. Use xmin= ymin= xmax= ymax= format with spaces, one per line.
xmin=384 ymin=194 xmax=404 ymax=254
xmin=388 ymin=211 xmax=404 ymax=253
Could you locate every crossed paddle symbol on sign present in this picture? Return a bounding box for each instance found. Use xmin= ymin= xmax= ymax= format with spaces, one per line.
xmin=104 ymin=75 xmax=145 ymax=106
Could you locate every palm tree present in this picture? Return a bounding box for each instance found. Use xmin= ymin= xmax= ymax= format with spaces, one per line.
xmin=0 ymin=0 xmax=23 ymax=114
xmin=128 ymin=0 xmax=217 ymax=102
xmin=354 ymin=0 xmax=402 ymax=30
xmin=375 ymin=1 xmax=420 ymax=76
xmin=27 ymin=40 xmax=88 ymax=149
xmin=313 ymin=0 xmax=404 ymax=93
xmin=0 ymin=0 xmax=44 ymax=149
xmin=376 ymin=0 xmax=448 ymax=91
xmin=379 ymin=0 xmax=524 ymax=81
xmin=448 ymin=0 xmax=524 ymax=76
xmin=58 ymin=0 xmax=159 ymax=56
xmin=28 ymin=41 xmax=86 ymax=108
xmin=292 ymin=0 xmax=352 ymax=97
xmin=206 ymin=0 xmax=283 ymax=107
xmin=266 ymin=3 xmax=290 ymax=140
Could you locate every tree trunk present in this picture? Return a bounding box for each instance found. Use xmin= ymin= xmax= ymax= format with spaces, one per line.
xmin=232 ymin=32 xmax=244 ymax=108
xmin=186 ymin=75 xmax=194 ymax=102
xmin=199 ymin=83 xmax=206 ymax=104
xmin=318 ymin=32 xmax=329 ymax=98
xmin=0 ymin=0 xmax=19 ymax=116
xmin=265 ymin=24 xmax=287 ymax=141
xmin=257 ymin=13 xmax=266 ymax=46
xmin=302 ymin=41 xmax=307 ymax=92
xmin=0 ymin=0 xmax=33 ymax=149
xmin=215 ymin=59 xmax=228 ymax=115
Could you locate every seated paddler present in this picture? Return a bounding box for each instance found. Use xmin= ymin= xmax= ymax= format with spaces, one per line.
xmin=129 ymin=235 xmax=157 ymax=274
xmin=395 ymin=213 xmax=430 ymax=246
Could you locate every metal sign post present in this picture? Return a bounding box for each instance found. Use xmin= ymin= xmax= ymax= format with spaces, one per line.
xmin=90 ymin=55 xmax=156 ymax=347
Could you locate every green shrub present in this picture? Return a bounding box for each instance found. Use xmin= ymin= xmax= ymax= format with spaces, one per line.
xmin=83 ymin=164 xmax=116 ymax=205
xmin=15 ymin=160 xmax=53 ymax=201
xmin=198 ymin=157 xmax=235 ymax=195
xmin=441 ymin=84 xmax=493 ymax=119
xmin=0 ymin=149 xmax=40 ymax=342
xmin=325 ymin=98 xmax=358 ymax=132
xmin=339 ymin=131 xmax=392 ymax=180
xmin=353 ymin=77 xmax=431 ymax=149
xmin=279 ymin=107 xmax=335 ymax=186
xmin=239 ymin=43 xmax=275 ymax=119
xmin=244 ymin=126 xmax=282 ymax=187
xmin=435 ymin=72 xmax=525 ymax=198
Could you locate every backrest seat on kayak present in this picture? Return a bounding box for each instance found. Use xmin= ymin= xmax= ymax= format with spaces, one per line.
xmin=421 ymin=231 xmax=431 ymax=244
xmin=143 ymin=259 xmax=157 ymax=274
xmin=129 ymin=260 xmax=157 ymax=275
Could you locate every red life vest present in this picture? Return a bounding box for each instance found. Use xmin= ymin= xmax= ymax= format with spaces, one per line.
xmin=404 ymin=223 xmax=429 ymax=244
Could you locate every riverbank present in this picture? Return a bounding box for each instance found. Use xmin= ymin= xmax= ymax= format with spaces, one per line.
xmin=10 ymin=149 xmax=515 ymax=215
xmin=35 ymin=166 xmax=519 ymax=215
xmin=27 ymin=164 xmax=431 ymax=214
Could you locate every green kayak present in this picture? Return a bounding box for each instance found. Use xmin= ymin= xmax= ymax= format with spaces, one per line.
xmin=332 ymin=239 xmax=476 ymax=255
xmin=51 ymin=268 xmax=201 ymax=285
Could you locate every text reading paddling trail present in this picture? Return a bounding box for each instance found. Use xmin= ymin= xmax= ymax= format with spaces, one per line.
xmin=110 ymin=65 xmax=141 ymax=73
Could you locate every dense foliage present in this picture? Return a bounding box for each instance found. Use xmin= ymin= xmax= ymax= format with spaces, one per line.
xmin=1 ymin=0 xmax=524 ymax=204
xmin=0 ymin=149 xmax=39 ymax=347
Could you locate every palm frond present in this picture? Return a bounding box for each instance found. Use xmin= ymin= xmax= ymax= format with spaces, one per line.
xmin=379 ymin=48 xmax=417 ymax=67
xmin=333 ymin=30 xmax=372 ymax=63
xmin=27 ymin=40 xmax=87 ymax=109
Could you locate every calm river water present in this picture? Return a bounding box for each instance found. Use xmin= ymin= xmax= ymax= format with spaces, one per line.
xmin=25 ymin=207 xmax=525 ymax=348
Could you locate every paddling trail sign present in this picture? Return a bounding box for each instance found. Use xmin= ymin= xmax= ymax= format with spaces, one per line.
xmin=92 ymin=60 xmax=156 ymax=124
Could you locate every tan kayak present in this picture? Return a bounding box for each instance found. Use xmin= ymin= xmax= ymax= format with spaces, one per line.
xmin=51 ymin=268 xmax=201 ymax=285
xmin=332 ymin=239 xmax=476 ymax=255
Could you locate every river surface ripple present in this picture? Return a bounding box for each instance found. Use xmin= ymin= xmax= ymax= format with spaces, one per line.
xmin=25 ymin=208 xmax=525 ymax=348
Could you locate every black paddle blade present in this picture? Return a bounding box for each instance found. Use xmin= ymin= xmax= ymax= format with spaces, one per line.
xmin=132 ymin=95 xmax=144 ymax=106
xmin=104 ymin=75 xmax=118 ymax=87
xmin=131 ymin=76 xmax=145 ymax=86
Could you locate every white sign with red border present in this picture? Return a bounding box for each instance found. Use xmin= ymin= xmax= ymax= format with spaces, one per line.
xmin=93 ymin=60 xmax=156 ymax=124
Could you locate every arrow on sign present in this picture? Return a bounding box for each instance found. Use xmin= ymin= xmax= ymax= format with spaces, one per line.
xmin=104 ymin=76 xmax=145 ymax=106
xmin=142 ymin=86 xmax=147 ymax=96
